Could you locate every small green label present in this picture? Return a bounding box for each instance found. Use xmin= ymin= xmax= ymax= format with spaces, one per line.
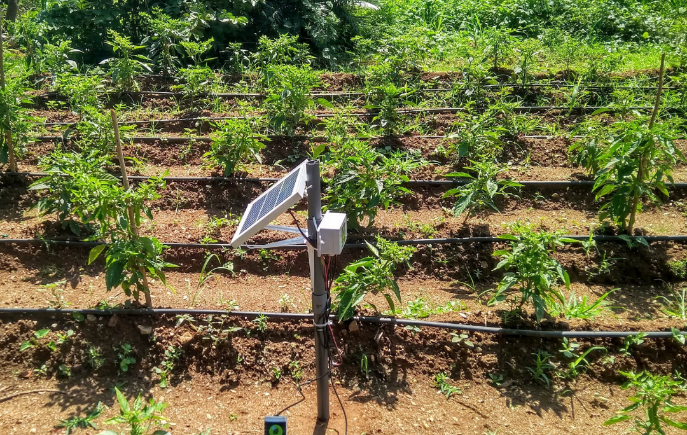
xmin=269 ymin=424 xmax=284 ymax=435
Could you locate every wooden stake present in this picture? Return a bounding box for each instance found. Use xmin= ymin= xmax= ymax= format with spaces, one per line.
xmin=111 ymin=109 xmax=153 ymax=308
xmin=627 ymin=53 xmax=665 ymax=235
xmin=0 ymin=9 xmax=16 ymax=172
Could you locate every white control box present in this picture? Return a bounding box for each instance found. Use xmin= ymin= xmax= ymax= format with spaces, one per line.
xmin=317 ymin=211 xmax=347 ymax=255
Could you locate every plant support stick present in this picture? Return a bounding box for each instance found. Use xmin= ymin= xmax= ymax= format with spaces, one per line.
xmin=111 ymin=109 xmax=153 ymax=308
xmin=627 ymin=53 xmax=665 ymax=235
xmin=0 ymin=9 xmax=16 ymax=172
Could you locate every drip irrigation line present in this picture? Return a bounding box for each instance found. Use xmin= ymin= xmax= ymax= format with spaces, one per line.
xmin=32 ymin=84 xmax=680 ymax=100
xmin=2 ymin=235 xmax=687 ymax=250
xmin=7 ymin=171 xmax=687 ymax=188
xmin=0 ymin=307 xmax=680 ymax=338
xmin=33 ymin=105 xmax=663 ymax=127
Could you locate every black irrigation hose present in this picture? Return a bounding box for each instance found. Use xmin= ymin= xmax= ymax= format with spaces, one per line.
xmin=9 ymin=171 xmax=687 ymax=188
xmin=33 ymin=84 xmax=680 ymax=100
xmin=0 ymin=307 xmax=680 ymax=338
xmin=34 ymin=105 xmax=661 ymax=127
xmin=2 ymin=235 xmax=687 ymax=250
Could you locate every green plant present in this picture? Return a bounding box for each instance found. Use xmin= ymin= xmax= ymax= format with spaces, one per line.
xmin=593 ymin=119 xmax=684 ymax=234
xmin=620 ymin=332 xmax=648 ymax=357
xmin=90 ymin=236 xmax=176 ymax=303
xmin=171 ymin=66 xmax=215 ymax=105
xmin=334 ymin=237 xmax=416 ymax=321
xmin=86 ymin=343 xmax=105 ymax=371
xmin=604 ymin=371 xmax=687 ymax=433
xmin=180 ymin=38 xmax=215 ymax=66
xmin=272 ymin=367 xmax=282 ymax=381
xmin=513 ymin=40 xmax=542 ymax=85
xmin=0 ymin=63 xmax=37 ymax=168
xmin=481 ymin=28 xmax=516 ymax=70
xmin=20 ymin=328 xmax=51 ymax=351
xmin=656 ymin=286 xmax=687 ymax=321
xmin=289 ymin=360 xmax=303 ymax=382
xmin=365 ymin=83 xmax=414 ymax=136
xmin=263 ymin=64 xmax=321 ymax=135
xmin=450 ymin=332 xmax=474 ymax=348
xmin=527 ymin=350 xmax=555 ymax=388
xmin=443 ymin=110 xmax=505 ymax=160
xmin=360 ymin=353 xmax=371 ymax=378
xmin=140 ymin=7 xmax=190 ymax=75
xmin=116 ymin=343 xmax=136 ymax=373
xmin=197 ymin=254 xmax=234 ymax=291
xmin=204 ymin=119 xmax=266 ymax=175
xmin=56 ymin=73 xmax=105 ymax=112
xmin=253 ymin=314 xmax=268 ymax=333
xmin=433 ymin=372 xmax=461 ymax=398
xmin=488 ymin=373 xmax=504 ymax=386
xmin=100 ymin=30 xmax=152 ymax=92
xmin=279 ymin=294 xmax=294 ymax=312
xmin=443 ymin=159 xmax=521 ymax=222
xmin=324 ymin=140 xmax=423 ymax=227
xmin=154 ymin=346 xmax=183 ymax=389
xmin=37 ymin=280 xmax=70 ymax=308
xmin=57 ymin=402 xmax=105 ymax=434
xmin=99 ymin=387 xmax=169 ymax=435
xmin=36 ymin=40 xmax=81 ymax=87
xmin=549 ymin=289 xmax=615 ymax=320
xmin=559 ymin=339 xmax=607 ymax=379
xmin=489 ymin=222 xmax=577 ymax=321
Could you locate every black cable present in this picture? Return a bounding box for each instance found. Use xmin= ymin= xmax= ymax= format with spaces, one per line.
xmin=274 ymin=371 xmax=331 ymax=416
xmin=288 ymin=209 xmax=316 ymax=249
xmin=329 ymin=354 xmax=348 ymax=435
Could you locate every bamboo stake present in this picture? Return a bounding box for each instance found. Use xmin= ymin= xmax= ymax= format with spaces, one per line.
xmin=0 ymin=8 xmax=16 ymax=172
xmin=627 ymin=53 xmax=665 ymax=235
xmin=111 ymin=109 xmax=153 ymax=308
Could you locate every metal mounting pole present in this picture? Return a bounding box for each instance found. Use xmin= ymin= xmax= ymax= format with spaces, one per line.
xmin=306 ymin=159 xmax=329 ymax=422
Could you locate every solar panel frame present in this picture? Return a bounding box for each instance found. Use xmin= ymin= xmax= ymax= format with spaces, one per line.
xmin=230 ymin=162 xmax=308 ymax=247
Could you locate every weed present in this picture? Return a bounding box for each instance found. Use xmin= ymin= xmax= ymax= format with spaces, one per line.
xmin=253 ymin=314 xmax=268 ymax=333
xmin=527 ymin=351 xmax=555 ymax=388
xmin=289 ymin=360 xmax=303 ymax=382
xmin=85 ymin=343 xmax=105 ymax=371
xmin=656 ymin=286 xmax=687 ymax=321
xmin=56 ymin=402 xmax=105 ymax=434
xmin=20 ymin=328 xmax=51 ymax=351
xmin=279 ymin=294 xmax=294 ymax=312
xmin=154 ymin=346 xmax=183 ymax=389
xmin=360 ymin=353 xmax=371 ymax=378
xmin=488 ymin=373 xmax=504 ymax=386
xmin=549 ymin=289 xmax=615 ymax=320
xmin=450 ymin=332 xmax=475 ymax=348
xmin=116 ymin=344 xmax=136 ymax=373
xmin=620 ymin=332 xmax=647 ymax=357
xmin=433 ymin=372 xmax=461 ymax=398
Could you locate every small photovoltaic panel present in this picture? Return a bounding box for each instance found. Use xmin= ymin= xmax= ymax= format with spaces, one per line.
xmin=230 ymin=162 xmax=307 ymax=247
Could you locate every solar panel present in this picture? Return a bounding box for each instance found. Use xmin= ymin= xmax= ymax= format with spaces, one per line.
xmin=230 ymin=162 xmax=308 ymax=247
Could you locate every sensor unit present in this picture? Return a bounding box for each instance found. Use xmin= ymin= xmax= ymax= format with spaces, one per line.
xmin=317 ymin=211 xmax=347 ymax=255
xmin=264 ymin=416 xmax=287 ymax=435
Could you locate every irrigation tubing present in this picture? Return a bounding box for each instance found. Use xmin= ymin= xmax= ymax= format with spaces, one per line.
xmin=33 ymin=84 xmax=680 ymax=100
xmin=9 ymin=171 xmax=687 ymax=188
xmin=0 ymin=307 xmax=680 ymax=338
xmin=3 ymin=235 xmax=687 ymax=250
xmin=34 ymin=106 xmax=662 ymax=127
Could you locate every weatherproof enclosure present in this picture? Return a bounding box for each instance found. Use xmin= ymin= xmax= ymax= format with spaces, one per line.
xmin=317 ymin=211 xmax=347 ymax=255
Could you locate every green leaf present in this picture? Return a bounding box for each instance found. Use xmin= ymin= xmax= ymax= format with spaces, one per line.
xmin=115 ymin=387 xmax=130 ymax=413
xmin=662 ymin=416 xmax=687 ymax=429
xmin=383 ymin=294 xmax=396 ymax=314
xmin=35 ymin=329 xmax=50 ymax=339
xmin=672 ymin=327 xmax=686 ymax=345
xmin=19 ymin=341 xmax=34 ymax=351
xmin=603 ymin=414 xmax=631 ymax=425
xmin=89 ymin=245 xmax=107 ymax=265
xmin=72 ymin=312 xmax=85 ymax=322
xmin=315 ymin=98 xmax=334 ymax=109
xmin=312 ymin=143 xmax=326 ymax=158
xmin=105 ymin=261 xmax=126 ymax=291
